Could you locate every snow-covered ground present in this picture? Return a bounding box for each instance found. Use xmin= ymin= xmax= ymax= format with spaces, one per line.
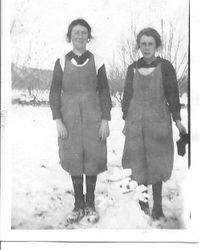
xmin=7 ymin=104 xmax=189 ymax=229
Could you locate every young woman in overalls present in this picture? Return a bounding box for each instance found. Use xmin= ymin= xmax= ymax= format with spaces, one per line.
xmin=49 ymin=18 xmax=112 ymax=224
xmin=122 ymin=28 xmax=186 ymax=220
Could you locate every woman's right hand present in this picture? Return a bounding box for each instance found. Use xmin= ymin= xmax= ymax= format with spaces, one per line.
xmin=56 ymin=119 xmax=68 ymax=139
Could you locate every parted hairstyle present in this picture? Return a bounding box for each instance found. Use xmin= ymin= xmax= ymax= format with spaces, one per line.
xmin=136 ymin=27 xmax=162 ymax=48
xmin=66 ymin=18 xmax=93 ymax=42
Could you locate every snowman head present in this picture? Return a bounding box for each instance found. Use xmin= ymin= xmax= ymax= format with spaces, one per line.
xmin=117 ymin=177 xmax=138 ymax=194
xmin=107 ymin=177 xmax=133 ymax=199
xmin=107 ymin=166 xmax=149 ymax=202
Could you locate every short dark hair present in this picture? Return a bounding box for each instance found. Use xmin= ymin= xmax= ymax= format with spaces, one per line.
xmin=137 ymin=27 xmax=162 ymax=48
xmin=66 ymin=18 xmax=92 ymax=42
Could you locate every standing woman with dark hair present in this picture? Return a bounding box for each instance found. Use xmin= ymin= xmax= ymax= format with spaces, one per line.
xmin=122 ymin=27 xmax=186 ymax=220
xmin=49 ymin=18 xmax=112 ymax=224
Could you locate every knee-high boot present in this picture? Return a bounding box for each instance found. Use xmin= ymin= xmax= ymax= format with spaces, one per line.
xmin=85 ymin=175 xmax=99 ymax=223
xmin=72 ymin=175 xmax=85 ymax=209
xmin=152 ymin=181 xmax=165 ymax=220
xmin=85 ymin=175 xmax=97 ymax=208
xmin=66 ymin=175 xmax=85 ymax=223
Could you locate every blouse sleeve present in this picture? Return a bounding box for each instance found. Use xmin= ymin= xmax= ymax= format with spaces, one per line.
xmin=161 ymin=60 xmax=181 ymax=121
xmin=122 ymin=65 xmax=134 ymax=120
xmin=97 ymin=64 xmax=112 ymax=121
xmin=49 ymin=59 xmax=63 ymax=120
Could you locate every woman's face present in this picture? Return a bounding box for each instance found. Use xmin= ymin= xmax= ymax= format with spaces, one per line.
xmin=139 ymin=35 xmax=157 ymax=60
xmin=71 ymin=25 xmax=89 ymax=52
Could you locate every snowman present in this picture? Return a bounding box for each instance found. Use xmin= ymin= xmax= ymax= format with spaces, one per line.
xmin=96 ymin=165 xmax=150 ymax=229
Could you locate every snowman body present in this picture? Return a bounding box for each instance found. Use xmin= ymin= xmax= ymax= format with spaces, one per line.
xmin=96 ymin=171 xmax=150 ymax=229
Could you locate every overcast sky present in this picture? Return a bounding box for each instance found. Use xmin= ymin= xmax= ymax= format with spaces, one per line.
xmin=10 ymin=0 xmax=189 ymax=70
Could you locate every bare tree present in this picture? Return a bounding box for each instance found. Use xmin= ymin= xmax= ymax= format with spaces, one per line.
xmin=118 ymin=19 xmax=138 ymax=78
xmin=160 ymin=19 xmax=188 ymax=96
xmin=108 ymin=54 xmax=124 ymax=103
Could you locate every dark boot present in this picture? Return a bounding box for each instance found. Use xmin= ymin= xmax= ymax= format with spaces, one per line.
xmin=66 ymin=175 xmax=85 ymax=224
xmin=85 ymin=175 xmax=99 ymax=223
xmin=66 ymin=207 xmax=85 ymax=224
xmin=152 ymin=181 xmax=165 ymax=220
xmin=138 ymin=184 xmax=150 ymax=215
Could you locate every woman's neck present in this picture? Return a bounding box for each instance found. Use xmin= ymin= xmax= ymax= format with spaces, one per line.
xmin=143 ymin=56 xmax=156 ymax=64
xmin=72 ymin=48 xmax=87 ymax=56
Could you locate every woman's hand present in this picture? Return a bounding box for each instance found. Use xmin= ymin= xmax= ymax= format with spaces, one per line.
xmin=99 ymin=120 xmax=110 ymax=141
xmin=175 ymin=120 xmax=187 ymax=135
xmin=56 ymin=119 xmax=68 ymax=139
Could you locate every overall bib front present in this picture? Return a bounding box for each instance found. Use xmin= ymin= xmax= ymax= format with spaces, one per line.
xmin=58 ymin=55 xmax=107 ymax=176
xmin=122 ymin=64 xmax=174 ymax=185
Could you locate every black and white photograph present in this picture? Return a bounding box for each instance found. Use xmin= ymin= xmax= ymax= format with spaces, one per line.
xmin=1 ymin=0 xmax=199 ymax=244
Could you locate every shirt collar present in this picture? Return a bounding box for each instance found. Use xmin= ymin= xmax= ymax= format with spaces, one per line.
xmin=137 ymin=56 xmax=161 ymax=68
xmin=67 ymin=50 xmax=92 ymax=65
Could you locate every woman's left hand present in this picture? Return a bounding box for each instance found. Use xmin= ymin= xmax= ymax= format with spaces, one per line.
xmin=175 ymin=120 xmax=187 ymax=135
xmin=99 ymin=120 xmax=110 ymax=141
